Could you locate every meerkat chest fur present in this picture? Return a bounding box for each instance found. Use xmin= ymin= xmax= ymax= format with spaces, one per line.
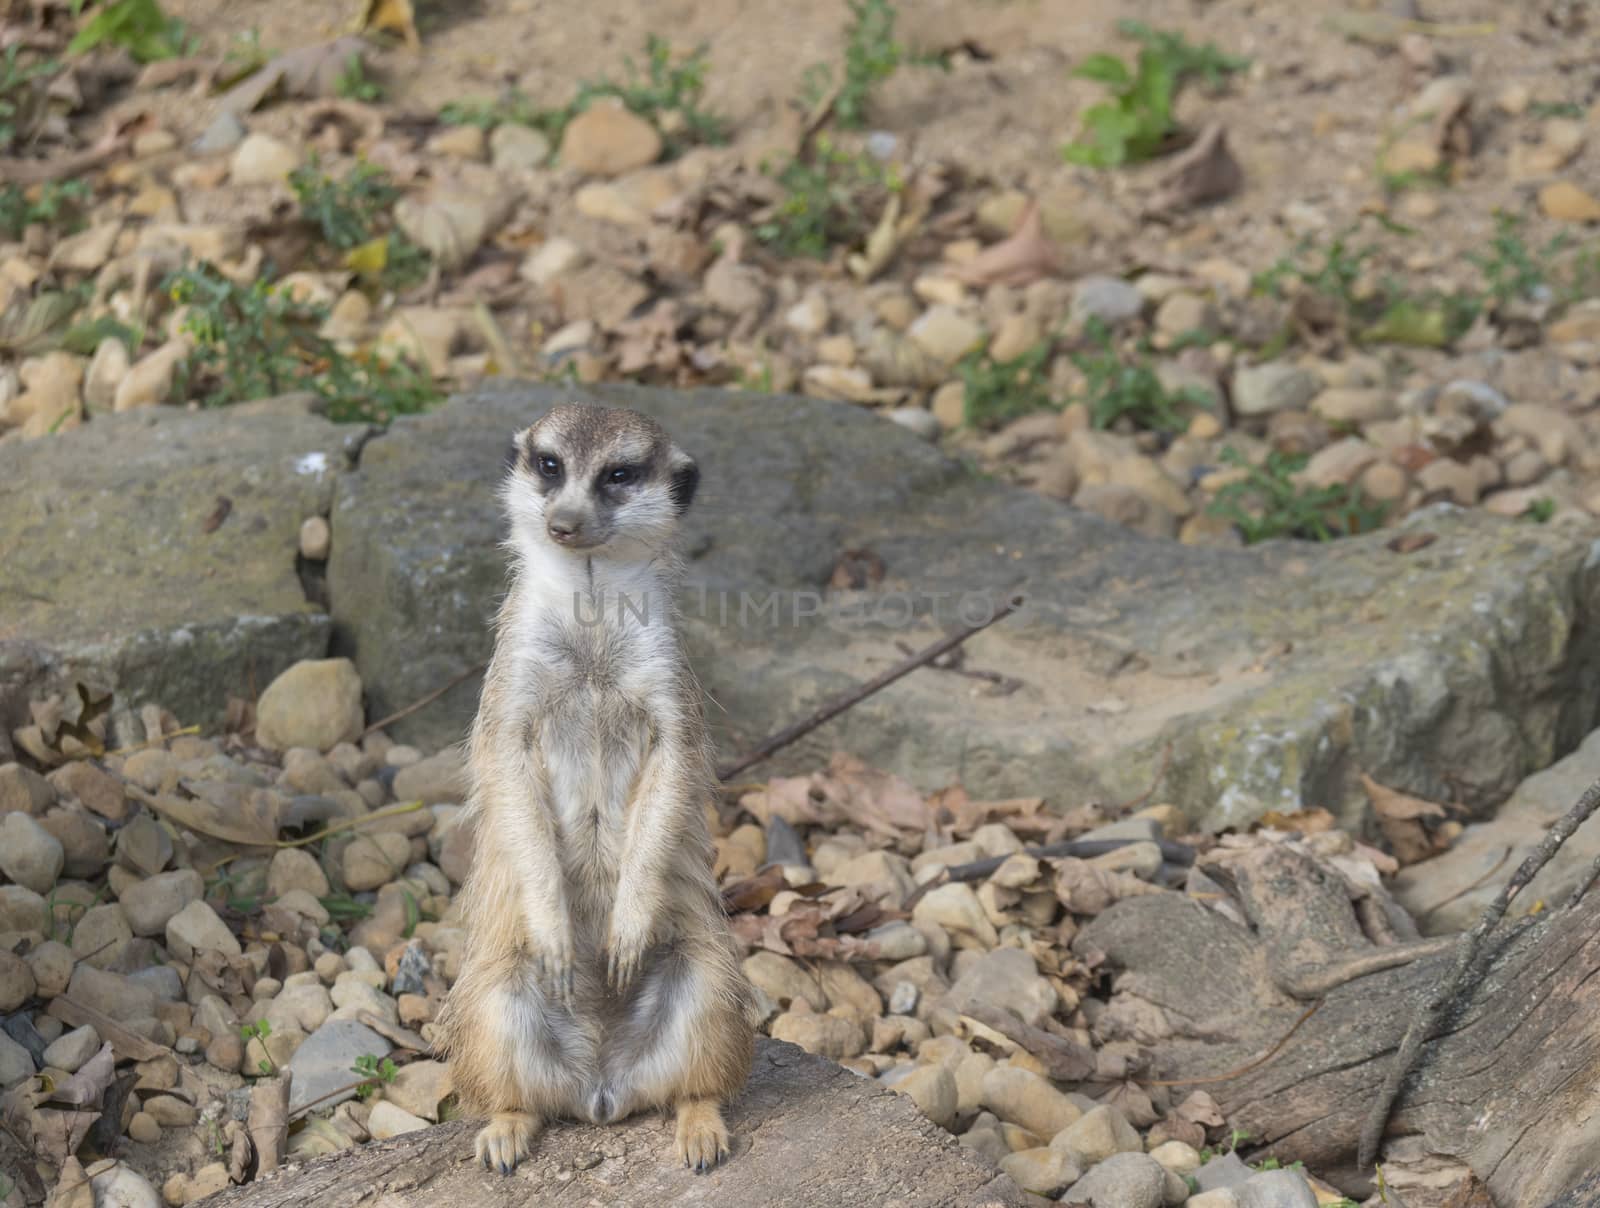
xmin=510 ymin=555 xmax=685 ymax=864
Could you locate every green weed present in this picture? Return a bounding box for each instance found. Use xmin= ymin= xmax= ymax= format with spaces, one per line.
xmin=958 ymin=337 xmax=1056 ymax=428
xmin=318 ymin=892 xmax=375 ymax=921
xmin=288 ymin=156 xmax=429 ymax=289
xmin=1529 ymin=100 xmax=1584 ymax=120
xmin=352 ymin=1053 xmax=399 ymax=1100
xmin=68 ymin=0 xmax=193 ymax=63
xmin=0 ymin=47 xmax=57 ymax=150
xmin=336 ymin=53 xmax=384 ymax=103
xmin=0 ymin=179 xmax=90 ymax=239
xmin=755 ymin=136 xmax=900 ymax=259
xmin=439 ymin=88 xmax=549 ymax=134
xmin=239 ymin=1019 xmax=277 ymax=1076
xmin=801 ymin=0 xmax=905 ymax=130
xmin=1074 ymin=320 xmax=1210 ymax=432
xmin=1471 ymin=210 xmax=1600 ymax=308
xmin=1521 ymin=496 xmax=1557 ymax=524
xmin=165 ymin=263 xmax=440 ymax=424
xmin=1207 ymin=447 xmax=1386 ymax=543
xmin=1064 ymin=21 xmax=1247 ymax=167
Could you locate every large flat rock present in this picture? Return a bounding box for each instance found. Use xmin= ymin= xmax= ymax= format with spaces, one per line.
xmin=0 ymin=405 xmax=356 ymax=748
xmin=330 ymin=382 xmax=1600 ymax=829
xmin=202 ymin=1039 xmax=1036 ymax=1208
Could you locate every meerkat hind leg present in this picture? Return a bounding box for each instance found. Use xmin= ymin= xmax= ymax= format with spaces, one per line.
xmin=675 ymin=1098 xmax=730 ymax=1174
xmin=476 ymin=1110 xmax=544 ymax=1176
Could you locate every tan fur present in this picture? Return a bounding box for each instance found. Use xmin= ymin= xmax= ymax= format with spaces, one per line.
xmin=437 ymin=403 xmax=754 ymax=1176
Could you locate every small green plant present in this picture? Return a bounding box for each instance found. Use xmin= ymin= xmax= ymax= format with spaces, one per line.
xmin=68 ymin=0 xmax=193 ymax=63
xmin=756 ymin=136 xmax=901 ymax=259
xmin=589 ymin=35 xmax=725 ymax=153
xmin=336 ymin=53 xmax=385 ymax=103
xmin=0 ymin=179 xmax=90 ymax=239
xmin=1208 ymin=447 xmax=1386 ymax=543
xmin=166 ymin=263 xmax=440 ymax=424
xmin=439 ymin=88 xmax=551 ymax=134
xmin=318 ymin=892 xmax=375 ymax=921
xmin=1522 ymin=496 xmax=1557 ymax=524
xmin=401 ymin=888 xmax=421 ymax=939
xmin=1073 ymin=320 xmax=1210 ymax=432
xmin=1469 ymin=211 xmax=1600 ymax=308
xmin=290 ymin=156 xmax=401 ymax=251
xmin=1064 ymin=22 xmax=1247 ymax=167
xmin=352 ymin=1052 xmax=399 ymax=1099
xmin=801 ymin=0 xmax=905 ymax=130
xmin=1529 ymin=100 xmax=1584 ymax=120
xmin=958 ymin=337 xmax=1056 ymax=428
xmin=0 ymin=47 xmax=57 ymax=150
xmin=240 ymin=1019 xmax=276 ymax=1075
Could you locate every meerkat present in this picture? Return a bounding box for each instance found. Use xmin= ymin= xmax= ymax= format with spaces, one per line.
xmin=438 ymin=403 xmax=754 ymax=1178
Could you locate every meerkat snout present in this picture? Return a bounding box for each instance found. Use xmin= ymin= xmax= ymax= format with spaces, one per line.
xmin=503 ymin=403 xmax=698 ymax=558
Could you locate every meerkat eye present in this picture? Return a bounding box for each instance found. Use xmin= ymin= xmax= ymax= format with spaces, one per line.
xmin=536 ymin=454 xmax=561 ymax=479
xmin=606 ymin=465 xmax=637 ymax=486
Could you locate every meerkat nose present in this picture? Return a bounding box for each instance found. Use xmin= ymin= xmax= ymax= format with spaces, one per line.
xmin=547 ymin=514 xmax=582 ymax=544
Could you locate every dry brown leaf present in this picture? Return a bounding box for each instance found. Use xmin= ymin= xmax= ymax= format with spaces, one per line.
xmin=1362 ymin=773 xmax=1451 ymax=865
xmin=1104 ymin=1080 xmax=1159 ymax=1127
xmin=1256 ymin=807 xmax=1337 ymax=835
xmin=130 ymin=781 xmax=280 ymax=847
xmin=951 ymin=200 xmax=1061 ymax=288
xmin=47 ymin=1156 xmax=94 ymax=1208
xmin=1146 ymin=123 xmax=1243 ymax=214
xmin=46 ymin=1043 xmax=114 ymax=1107
xmin=1051 ymin=857 xmax=1165 ymax=915
xmin=818 ymin=753 xmax=929 ymax=837
xmin=1175 ymin=1088 xmax=1225 ymax=1127
xmin=220 ymin=37 xmax=369 ymax=114
xmin=1387 ymin=531 xmax=1438 ymax=554
xmin=361 ymin=0 xmax=422 ymax=49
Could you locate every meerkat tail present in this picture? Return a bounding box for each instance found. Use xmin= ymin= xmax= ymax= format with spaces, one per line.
xmin=674 ymin=1098 xmax=731 ymax=1174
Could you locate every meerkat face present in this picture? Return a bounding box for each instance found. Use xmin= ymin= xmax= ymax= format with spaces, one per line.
xmin=502 ymin=403 xmax=699 ymax=561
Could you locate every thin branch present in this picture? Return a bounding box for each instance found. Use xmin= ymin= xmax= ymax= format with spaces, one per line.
xmin=900 ymin=836 xmax=1195 ymax=913
xmin=362 ymin=662 xmax=486 ymax=737
xmin=716 ymin=595 xmax=1023 ymax=782
xmin=1358 ymin=772 xmax=1600 ymax=1169
xmin=276 ymin=799 xmax=425 ymax=849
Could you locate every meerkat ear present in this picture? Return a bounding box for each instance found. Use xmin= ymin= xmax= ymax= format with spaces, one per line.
xmin=668 ymin=452 xmax=699 ymax=514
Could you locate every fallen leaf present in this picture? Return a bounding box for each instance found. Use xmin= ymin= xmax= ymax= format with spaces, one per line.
xmin=722 ymin=866 xmax=790 ymax=912
xmin=1147 ymin=123 xmax=1243 ymax=214
xmin=46 ymin=1043 xmax=114 ymax=1107
xmin=1387 ymin=531 xmax=1437 ymax=554
xmin=1362 ymin=773 xmax=1451 ymax=865
xmin=952 ymin=200 xmax=1061 ymax=288
xmin=1256 ymin=807 xmax=1337 ymax=836
xmin=201 ymin=495 xmax=232 ymax=533
xmin=219 ymin=37 xmax=369 ymax=115
xmin=48 ymin=1156 xmax=94 ymax=1208
xmin=1051 ymin=857 xmax=1164 ymax=914
xmin=1174 ymin=1088 xmax=1225 ymax=1127
xmin=128 ymin=781 xmax=281 ymax=847
xmin=361 ymin=0 xmax=422 ymax=49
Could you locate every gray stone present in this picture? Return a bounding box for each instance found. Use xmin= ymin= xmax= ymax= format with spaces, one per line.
xmin=256 ymin=658 xmax=365 ymax=752
xmin=943 ymin=947 xmax=1057 ymax=1027
xmin=127 ymin=964 xmax=184 ymax=1002
xmin=0 ymin=811 xmax=63 ymax=892
xmin=390 ymin=749 xmax=467 ymax=805
xmin=0 ymin=762 xmax=54 ymax=815
xmin=1232 ymin=363 xmax=1323 ymax=416
xmin=0 ymin=1029 xmax=33 ymax=1087
xmin=0 ymin=407 xmax=351 ymax=734
xmin=1071 ymin=276 xmax=1145 ymax=326
xmin=328 ymin=386 xmax=1600 ymax=830
xmin=1237 ymin=1167 xmax=1319 ymax=1208
xmin=1193 ymin=1151 xmax=1254 ymax=1191
xmin=88 ymin=1162 xmax=161 ymax=1208
xmin=166 ymin=899 xmax=242 ymax=960
xmin=285 ymin=1018 xmax=392 ymax=1113
xmin=119 ymin=868 xmax=204 ymax=936
xmin=41 ymin=1025 xmax=100 ymax=1073
xmin=193 ymin=110 xmax=248 ymax=154
xmin=67 ymin=966 xmax=157 ymax=1023
xmin=1061 ymin=1151 xmax=1167 ymax=1208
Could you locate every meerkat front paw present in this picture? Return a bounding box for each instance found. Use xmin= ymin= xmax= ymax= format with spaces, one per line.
xmin=604 ymin=905 xmax=653 ymax=991
xmin=524 ymin=915 xmax=575 ymax=1002
xmin=674 ymin=1100 xmax=730 ymax=1174
xmin=476 ymin=1111 xmax=543 ymax=1176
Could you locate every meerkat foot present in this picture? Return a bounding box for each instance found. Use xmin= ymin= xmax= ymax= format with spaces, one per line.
xmin=475 ymin=1111 xmax=543 ymax=1176
xmin=674 ymin=1099 xmax=730 ymax=1174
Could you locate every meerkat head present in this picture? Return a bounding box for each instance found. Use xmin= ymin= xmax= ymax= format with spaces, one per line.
xmin=502 ymin=403 xmax=699 ymax=563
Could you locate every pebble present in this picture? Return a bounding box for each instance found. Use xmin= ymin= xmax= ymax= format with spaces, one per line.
xmin=1000 ymin=1147 xmax=1082 ymax=1196
xmin=70 ymin=904 xmax=132 ymax=968
xmin=51 ymin=222 xmax=121 ymax=273
xmin=769 ymin=1012 xmax=865 ymax=1060
xmin=120 ymin=868 xmax=203 ymax=936
xmin=908 ymin=306 xmax=985 ymax=364
xmin=127 ymin=1111 xmax=161 ymax=1143
xmin=944 ymin=947 xmax=1057 ymax=1027
xmin=1149 ymin=1139 xmax=1202 ymax=1176
xmin=522 ymin=236 xmax=587 ymax=287
xmin=490 ymin=122 xmax=551 ymax=172
xmin=391 ymin=749 xmax=468 ymax=805
xmin=112 ymin=339 xmax=187 ymax=411
xmin=299 ymin=516 xmax=332 ymax=561
xmin=0 ymin=951 xmax=35 ymax=1012
xmin=1071 ymin=276 xmax=1145 ymax=326
xmin=87 ymin=1162 xmax=161 ymax=1208
xmin=368 ymin=1099 xmax=430 ymax=1139
xmin=48 ymin=762 xmax=126 ymax=822
xmin=165 ymin=899 xmax=242 ymax=961
xmin=256 ymin=659 xmax=365 ymax=753
xmin=286 ymin=1019 xmax=392 ymax=1113
xmin=802 ymin=364 xmax=876 ymax=403
xmin=0 ymin=1030 xmax=32 ymax=1087
xmin=0 ymin=811 xmax=64 ymax=893
xmin=891 ymin=1064 xmax=958 ymax=1128
xmin=1061 ymin=1151 xmax=1168 ymax=1208
xmin=27 ymin=941 xmax=72 ymax=997
xmin=383 ymin=1058 xmax=452 ymax=1121
xmin=229 ymin=132 xmax=301 ymax=185
xmin=911 ymin=883 xmax=998 ymax=949
xmin=1188 ymin=1192 xmax=1240 ymax=1208
xmin=744 ymin=951 xmax=828 ymax=1012
xmin=559 ymin=99 xmax=662 ymax=176
xmin=980 ymin=1065 xmax=1081 ymax=1139
xmin=193 ymin=110 xmax=247 ymax=154
xmin=1298 ymin=437 xmax=1379 ymax=489
xmin=0 ymin=762 xmax=55 ymax=815
xmin=342 ymin=832 xmax=411 ymax=891
xmin=1232 ymin=363 xmax=1323 ymax=417
xmin=1540 ymin=181 xmax=1600 ymax=223
xmin=427 ymin=123 xmax=486 ymax=161
xmin=1311 ymin=387 xmax=1394 ymax=425
xmin=1054 ymin=1104 xmax=1141 ymax=1166
xmin=1237 ymin=1167 xmax=1319 ymax=1208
